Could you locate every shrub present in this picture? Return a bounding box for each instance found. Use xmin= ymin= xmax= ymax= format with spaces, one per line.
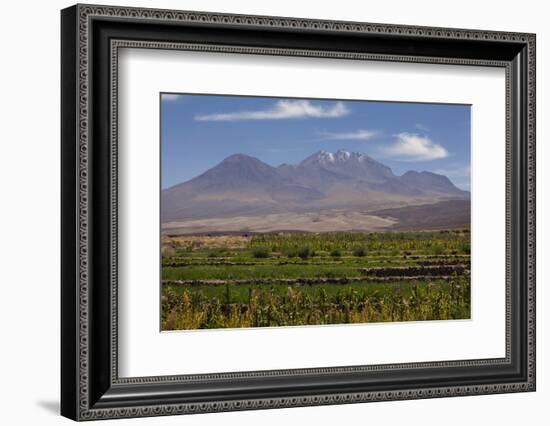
xmin=325 ymin=271 xmax=338 ymax=279
xmin=330 ymin=249 xmax=342 ymax=257
xmin=460 ymin=242 xmax=471 ymax=255
xmin=353 ymin=246 xmax=367 ymax=257
xmin=251 ymin=246 xmax=270 ymax=258
xmin=207 ymin=250 xmax=224 ymax=258
xmin=298 ymin=246 xmax=315 ymax=259
xmin=284 ymin=248 xmax=298 ymax=258
xmin=161 ymin=245 xmax=176 ymax=258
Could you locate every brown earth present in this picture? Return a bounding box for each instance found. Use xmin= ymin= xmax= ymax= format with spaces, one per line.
xmin=162 ymin=210 xmax=397 ymax=236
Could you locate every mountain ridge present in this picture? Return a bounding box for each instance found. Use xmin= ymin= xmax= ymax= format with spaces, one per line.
xmin=162 ymin=150 xmax=469 ymax=222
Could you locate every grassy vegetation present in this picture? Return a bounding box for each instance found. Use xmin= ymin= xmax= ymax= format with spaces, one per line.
xmin=162 ymin=277 xmax=470 ymax=329
xmin=161 ymin=230 xmax=471 ymax=330
xmin=162 ymin=264 xmax=367 ymax=281
xmin=249 ymin=229 xmax=470 ymax=253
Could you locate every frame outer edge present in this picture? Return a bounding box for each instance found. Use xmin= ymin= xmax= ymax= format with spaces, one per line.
xmin=527 ymin=34 xmax=536 ymax=390
xmin=76 ymin=2 xmax=91 ymax=420
xmin=66 ymin=4 xmax=536 ymax=421
xmin=61 ymin=4 xmax=80 ymax=422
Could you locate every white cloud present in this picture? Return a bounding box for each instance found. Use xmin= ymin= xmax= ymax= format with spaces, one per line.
xmin=381 ymin=132 xmax=448 ymax=161
xmin=194 ymin=100 xmax=350 ymax=121
xmin=162 ymin=94 xmax=181 ymax=101
xmin=319 ymin=129 xmax=381 ymax=141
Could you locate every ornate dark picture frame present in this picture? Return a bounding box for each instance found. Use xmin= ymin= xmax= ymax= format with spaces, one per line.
xmin=61 ymin=4 xmax=536 ymax=421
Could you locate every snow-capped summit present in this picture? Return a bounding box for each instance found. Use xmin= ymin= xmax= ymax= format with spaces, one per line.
xmin=304 ymin=149 xmax=367 ymax=165
xmin=303 ymin=149 xmax=384 ymax=168
xmin=294 ymin=149 xmax=395 ymax=184
xmin=313 ymin=149 xmax=378 ymax=164
xmin=316 ymin=150 xmax=335 ymax=163
xmin=335 ymin=149 xmax=351 ymax=161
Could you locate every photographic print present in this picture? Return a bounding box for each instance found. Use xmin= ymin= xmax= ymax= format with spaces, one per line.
xmin=160 ymin=94 xmax=471 ymax=331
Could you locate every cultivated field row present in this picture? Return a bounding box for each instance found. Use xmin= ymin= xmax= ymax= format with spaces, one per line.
xmin=161 ymin=230 xmax=471 ymax=330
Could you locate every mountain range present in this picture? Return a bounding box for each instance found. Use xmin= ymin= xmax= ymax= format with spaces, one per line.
xmin=161 ymin=150 xmax=469 ymax=222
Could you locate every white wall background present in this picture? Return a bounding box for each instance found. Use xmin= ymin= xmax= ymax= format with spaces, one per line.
xmin=0 ymin=0 xmax=546 ymax=424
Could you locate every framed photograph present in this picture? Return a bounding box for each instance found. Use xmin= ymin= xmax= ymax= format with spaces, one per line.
xmin=61 ymin=4 xmax=536 ymax=421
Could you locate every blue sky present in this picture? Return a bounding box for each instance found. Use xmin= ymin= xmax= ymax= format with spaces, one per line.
xmin=161 ymin=94 xmax=471 ymax=190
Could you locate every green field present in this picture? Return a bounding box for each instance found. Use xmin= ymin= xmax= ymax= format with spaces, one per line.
xmin=161 ymin=230 xmax=471 ymax=330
